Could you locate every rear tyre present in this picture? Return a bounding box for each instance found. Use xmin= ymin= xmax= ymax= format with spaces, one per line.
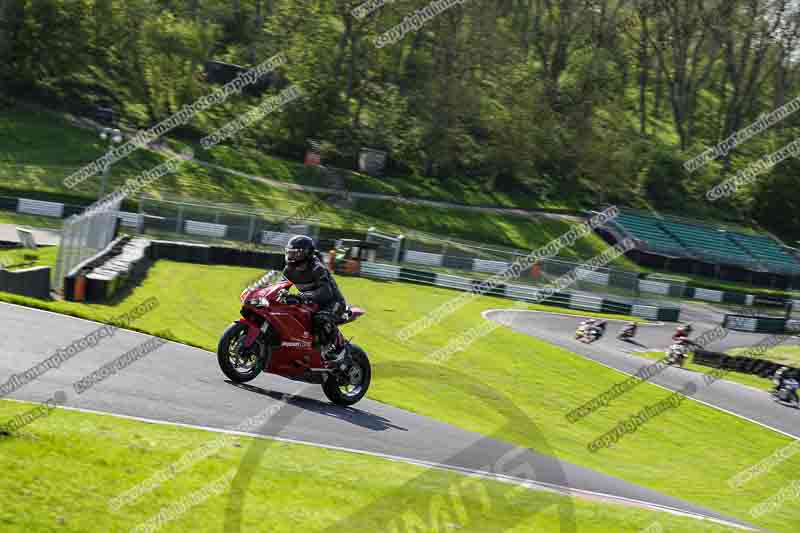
xmin=218 ymin=322 xmax=263 ymax=383
xmin=322 ymin=344 xmax=371 ymax=406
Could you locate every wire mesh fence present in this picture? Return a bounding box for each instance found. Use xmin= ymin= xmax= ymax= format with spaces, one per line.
xmin=132 ymin=195 xmax=320 ymax=251
xmin=364 ymin=227 xmax=645 ymax=300
xmin=52 ymin=198 xmax=121 ymax=291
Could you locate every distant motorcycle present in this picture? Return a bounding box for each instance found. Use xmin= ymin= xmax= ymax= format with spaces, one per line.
xmin=577 ymin=324 xmax=604 ymax=344
xmin=617 ymin=323 xmax=637 ymax=341
xmin=665 ymin=341 xmax=690 ymax=367
xmin=772 ymin=378 xmax=800 ymax=408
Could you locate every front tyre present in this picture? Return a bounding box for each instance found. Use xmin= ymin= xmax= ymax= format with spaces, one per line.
xmin=323 ymin=344 xmax=371 ymax=406
xmin=218 ymin=322 xmax=263 ymax=383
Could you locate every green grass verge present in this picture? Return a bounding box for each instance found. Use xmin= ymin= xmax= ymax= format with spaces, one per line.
xmin=637 ymin=345 xmax=800 ymax=392
xmin=1 ymin=262 xmax=798 ymax=532
xmin=1 ymin=402 xmax=729 ymax=533
xmin=0 ymin=261 xmax=641 ymax=349
xmin=637 ymin=350 xmax=774 ymax=392
xmin=203 ymin=143 xmax=569 ymax=211
xmin=0 ymin=245 xmax=59 ymax=271
xmin=727 ymin=345 xmax=800 ymax=370
xmin=0 ymin=212 xmax=65 ymax=230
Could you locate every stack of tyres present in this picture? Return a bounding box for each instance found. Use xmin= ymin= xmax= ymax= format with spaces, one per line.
xmin=85 ymin=271 xmax=119 ymax=302
xmin=224 ymin=247 xmax=243 ymax=266
xmin=246 ymin=249 xmax=257 ymax=267
xmin=187 ymin=243 xmax=210 ymax=264
xmin=4 ymin=268 xmax=25 ymax=295
xmin=20 ymin=267 xmax=50 ymax=299
xmin=693 ymin=349 xmax=724 ymax=368
xmin=756 ymin=361 xmax=782 ymax=378
xmin=149 ymin=240 xmax=180 ymax=261
xmin=209 ymin=246 xmax=228 ymax=264
xmin=0 ymin=267 xmax=50 ymax=299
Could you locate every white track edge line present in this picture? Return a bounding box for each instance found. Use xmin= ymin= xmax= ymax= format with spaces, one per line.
xmin=0 ymin=303 xmax=762 ymax=529
xmin=0 ymin=300 xmax=160 ymax=337
xmin=481 ymin=308 xmax=665 ymax=326
xmin=0 ymin=398 xmax=755 ymax=531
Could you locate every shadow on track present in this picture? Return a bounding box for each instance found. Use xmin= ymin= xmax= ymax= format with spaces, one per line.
xmin=226 ymin=381 xmax=408 ymax=432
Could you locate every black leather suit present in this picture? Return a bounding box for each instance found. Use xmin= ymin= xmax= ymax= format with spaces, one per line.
xmin=282 ymin=254 xmax=346 ymax=346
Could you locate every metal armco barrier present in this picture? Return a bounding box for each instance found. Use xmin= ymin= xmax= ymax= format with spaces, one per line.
xmin=356 ymin=262 xmax=679 ymax=321
xmin=17 ymin=198 xmax=64 ymax=218
xmin=723 ymin=314 xmax=800 ymax=334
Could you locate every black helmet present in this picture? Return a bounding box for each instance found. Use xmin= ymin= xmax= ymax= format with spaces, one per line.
xmin=285 ymin=235 xmax=315 ymax=265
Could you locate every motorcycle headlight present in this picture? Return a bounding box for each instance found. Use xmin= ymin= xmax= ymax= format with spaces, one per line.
xmin=246 ymin=297 xmax=269 ymax=307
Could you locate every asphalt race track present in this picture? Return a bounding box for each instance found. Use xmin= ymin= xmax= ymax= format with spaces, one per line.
xmin=0 ymin=302 xmax=763 ymax=530
xmin=485 ymin=304 xmax=800 ymax=440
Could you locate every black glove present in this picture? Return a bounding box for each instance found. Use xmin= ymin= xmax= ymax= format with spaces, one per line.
xmin=283 ymin=295 xmax=301 ymax=305
xmin=298 ymin=293 xmax=314 ymax=304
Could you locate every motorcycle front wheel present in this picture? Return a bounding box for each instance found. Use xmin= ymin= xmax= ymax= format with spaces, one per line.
xmin=217 ymin=322 xmax=264 ymax=383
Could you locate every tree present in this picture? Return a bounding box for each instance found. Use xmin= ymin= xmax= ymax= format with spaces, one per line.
xmin=643 ymin=0 xmax=723 ymax=149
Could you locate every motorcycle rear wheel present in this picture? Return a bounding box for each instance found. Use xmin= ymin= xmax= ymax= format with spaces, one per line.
xmin=776 ymin=391 xmax=800 ymax=407
xmin=218 ymin=322 xmax=264 ymax=383
xmin=322 ymin=344 xmax=371 ymax=406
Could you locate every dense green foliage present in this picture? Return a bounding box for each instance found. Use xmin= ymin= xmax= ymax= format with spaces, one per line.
xmin=2 ymin=0 xmax=800 ymax=242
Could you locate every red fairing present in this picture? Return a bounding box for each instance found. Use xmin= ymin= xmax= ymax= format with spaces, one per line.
xmin=238 ymin=317 xmax=262 ymax=348
xmin=237 ymin=280 xmax=363 ymax=378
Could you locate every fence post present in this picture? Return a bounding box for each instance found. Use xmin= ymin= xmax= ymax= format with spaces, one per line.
xmin=248 ymin=214 xmax=256 ymax=243
xmin=176 ymin=205 xmax=184 ymax=234
xmin=395 ymin=235 xmax=406 ymax=263
xmin=137 ymin=192 xmax=146 ymax=234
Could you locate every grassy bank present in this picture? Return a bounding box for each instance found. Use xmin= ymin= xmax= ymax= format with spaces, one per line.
xmin=1 ymin=401 xmax=727 ymax=532
xmin=0 ymin=261 xmax=797 ymax=531
xmin=0 ymin=245 xmax=58 ymax=271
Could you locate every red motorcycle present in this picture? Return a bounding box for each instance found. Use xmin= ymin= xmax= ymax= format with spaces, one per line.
xmin=217 ymin=278 xmax=371 ymax=405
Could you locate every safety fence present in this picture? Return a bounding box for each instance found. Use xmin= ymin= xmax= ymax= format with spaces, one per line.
xmin=395 ymin=245 xmax=794 ymax=308
xmin=62 ymin=236 xmax=152 ymax=302
xmin=357 ymin=262 xmax=681 ymax=321
xmin=52 ymin=198 xmax=122 ymax=291
xmin=722 ymin=314 xmax=800 ymax=334
xmin=3 ymin=191 xmax=797 ymax=305
xmin=135 ymin=195 xmax=321 ymax=246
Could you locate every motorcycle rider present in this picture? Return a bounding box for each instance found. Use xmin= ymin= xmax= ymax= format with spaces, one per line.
xmin=577 ymin=318 xmax=596 ymax=339
xmin=281 ymin=235 xmax=348 ymax=362
xmin=773 ymin=366 xmax=790 ymax=394
xmin=667 ymin=337 xmax=690 ymax=365
xmin=772 ymin=366 xmax=799 ymax=404
xmin=673 ymin=324 xmax=693 ymax=342
xmin=579 ymin=319 xmax=606 ymax=342
xmin=619 ymin=321 xmax=637 ymax=339
xmin=592 ymin=319 xmax=607 ymax=338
